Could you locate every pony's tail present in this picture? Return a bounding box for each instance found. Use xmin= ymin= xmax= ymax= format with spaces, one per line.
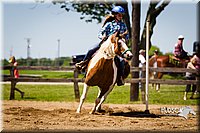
xmin=102 ymin=15 xmax=115 ymax=27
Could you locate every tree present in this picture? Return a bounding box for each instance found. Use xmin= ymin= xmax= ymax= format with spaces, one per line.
xmin=130 ymin=1 xmax=140 ymax=101
xmin=149 ymin=45 xmax=163 ymax=56
xmin=140 ymin=0 xmax=171 ymax=50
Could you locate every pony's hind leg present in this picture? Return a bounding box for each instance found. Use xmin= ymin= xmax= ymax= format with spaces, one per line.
xmin=156 ymin=84 xmax=160 ymax=91
xmin=76 ymin=83 xmax=89 ymax=113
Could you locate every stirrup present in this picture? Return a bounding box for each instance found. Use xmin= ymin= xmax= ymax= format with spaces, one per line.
xmin=75 ymin=60 xmax=89 ymax=70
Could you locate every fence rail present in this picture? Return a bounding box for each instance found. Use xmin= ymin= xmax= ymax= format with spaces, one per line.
xmin=2 ymin=66 xmax=199 ymax=100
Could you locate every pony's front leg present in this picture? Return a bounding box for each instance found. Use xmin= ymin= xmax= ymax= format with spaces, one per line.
xmin=76 ymin=83 xmax=89 ymax=113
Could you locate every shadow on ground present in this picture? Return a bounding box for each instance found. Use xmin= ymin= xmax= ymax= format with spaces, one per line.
xmin=109 ymin=110 xmax=160 ymax=118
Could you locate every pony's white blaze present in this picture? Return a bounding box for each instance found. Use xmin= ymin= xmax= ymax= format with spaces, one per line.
xmin=120 ymin=40 xmax=133 ymax=59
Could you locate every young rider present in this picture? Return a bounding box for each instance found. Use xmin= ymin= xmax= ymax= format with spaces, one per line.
xmin=75 ymin=6 xmax=129 ymax=86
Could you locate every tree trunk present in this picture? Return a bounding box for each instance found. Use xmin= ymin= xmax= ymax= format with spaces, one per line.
xmin=130 ymin=1 xmax=140 ymax=101
xmin=140 ymin=0 xmax=171 ymax=50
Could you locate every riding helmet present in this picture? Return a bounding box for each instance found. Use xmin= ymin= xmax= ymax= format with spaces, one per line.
xmin=112 ymin=6 xmax=125 ymax=14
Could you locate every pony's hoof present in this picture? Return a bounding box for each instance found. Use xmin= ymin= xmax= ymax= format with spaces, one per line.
xmin=183 ymin=97 xmax=187 ymax=100
xmin=89 ymin=111 xmax=95 ymax=114
xmin=21 ymin=92 xmax=25 ymax=99
xmin=76 ymin=110 xmax=81 ymax=113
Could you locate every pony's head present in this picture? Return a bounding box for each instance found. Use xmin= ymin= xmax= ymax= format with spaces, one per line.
xmin=103 ymin=31 xmax=133 ymax=60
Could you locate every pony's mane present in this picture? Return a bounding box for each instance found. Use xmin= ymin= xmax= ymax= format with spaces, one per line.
xmin=99 ymin=34 xmax=121 ymax=58
xmin=100 ymin=36 xmax=114 ymax=56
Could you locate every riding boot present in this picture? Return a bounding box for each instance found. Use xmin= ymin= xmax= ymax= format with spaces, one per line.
xmin=116 ymin=57 xmax=125 ymax=86
xmin=75 ymin=60 xmax=89 ymax=70
xmin=76 ymin=44 xmax=100 ymax=70
xmin=117 ymin=76 xmax=125 ymax=86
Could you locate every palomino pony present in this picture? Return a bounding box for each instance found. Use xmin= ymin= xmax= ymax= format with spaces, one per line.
xmin=76 ymin=32 xmax=133 ymax=114
xmin=149 ymin=55 xmax=190 ymax=91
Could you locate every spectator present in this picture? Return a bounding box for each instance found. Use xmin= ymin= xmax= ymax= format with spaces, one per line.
xmin=139 ymin=49 xmax=146 ymax=89
xmin=9 ymin=56 xmax=24 ymax=98
xmin=150 ymin=50 xmax=160 ymax=90
xmin=151 ymin=50 xmax=159 ymax=70
xmin=183 ymin=53 xmax=200 ymax=100
xmin=139 ymin=49 xmax=146 ymax=68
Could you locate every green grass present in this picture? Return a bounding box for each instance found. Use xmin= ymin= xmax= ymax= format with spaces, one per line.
xmin=1 ymin=84 xmax=199 ymax=105
xmin=3 ymin=70 xmax=85 ymax=78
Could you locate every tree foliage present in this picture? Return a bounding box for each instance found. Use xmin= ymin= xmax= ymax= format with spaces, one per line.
xmin=52 ymin=0 xmax=113 ymax=23
xmin=140 ymin=0 xmax=171 ymax=50
xmin=149 ymin=45 xmax=163 ymax=56
xmin=49 ymin=0 xmax=171 ymax=50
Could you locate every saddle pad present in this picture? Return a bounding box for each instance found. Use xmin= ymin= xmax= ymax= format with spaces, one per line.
xmin=169 ymin=55 xmax=181 ymax=67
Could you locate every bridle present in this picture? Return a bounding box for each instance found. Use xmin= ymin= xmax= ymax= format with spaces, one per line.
xmin=116 ymin=38 xmax=131 ymax=58
xmin=121 ymin=48 xmax=131 ymax=58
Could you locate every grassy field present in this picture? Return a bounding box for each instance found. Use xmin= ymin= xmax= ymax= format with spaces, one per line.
xmin=3 ymin=69 xmax=184 ymax=79
xmin=1 ymin=84 xmax=199 ymax=105
xmin=3 ymin=70 xmax=85 ymax=78
xmin=2 ymin=69 xmax=199 ymax=105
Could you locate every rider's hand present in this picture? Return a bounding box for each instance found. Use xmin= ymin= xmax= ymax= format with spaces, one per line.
xmin=102 ymin=35 xmax=106 ymax=40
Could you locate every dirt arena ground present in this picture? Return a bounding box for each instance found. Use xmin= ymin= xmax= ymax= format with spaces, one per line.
xmin=1 ymin=100 xmax=199 ymax=132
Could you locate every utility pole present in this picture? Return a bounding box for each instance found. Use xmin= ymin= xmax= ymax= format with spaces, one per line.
xmin=57 ymin=39 xmax=60 ymax=66
xmin=9 ymin=46 xmax=13 ymax=57
xmin=25 ymin=38 xmax=31 ymax=66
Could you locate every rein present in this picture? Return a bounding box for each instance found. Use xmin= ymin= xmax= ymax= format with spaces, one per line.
xmin=121 ymin=48 xmax=131 ymax=57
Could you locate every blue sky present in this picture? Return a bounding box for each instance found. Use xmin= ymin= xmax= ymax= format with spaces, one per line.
xmin=1 ymin=0 xmax=199 ymax=60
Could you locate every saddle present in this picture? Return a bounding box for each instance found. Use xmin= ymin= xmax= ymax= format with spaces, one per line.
xmin=169 ymin=55 xmax=189 ymax=67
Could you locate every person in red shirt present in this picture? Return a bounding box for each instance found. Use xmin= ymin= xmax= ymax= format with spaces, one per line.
xmin=9 ymin=56 xmax=24 ymax=98
xmin=9 ymin=56 xmax=19 ymax=78
xmin=173 ymin=35 xmax=189 ymax=60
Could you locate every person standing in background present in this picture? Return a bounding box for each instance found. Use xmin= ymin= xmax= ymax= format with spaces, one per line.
xmin=9 ymin=56 xmax=24 ymax=98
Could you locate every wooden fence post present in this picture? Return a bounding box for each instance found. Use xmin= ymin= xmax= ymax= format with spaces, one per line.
xmin=9 ymin=66 xmax=15 ymax=100
xmin=196 ymin=76 xmax=200 ymax=92
xmin=73 ymin=68 xmax=80 ymax=101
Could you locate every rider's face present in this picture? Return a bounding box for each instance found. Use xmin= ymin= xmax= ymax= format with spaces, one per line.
xmin=116 ymin=13 xmax=123 ymax=21
xmin=178 ymin=39 xmax=184 ymax=44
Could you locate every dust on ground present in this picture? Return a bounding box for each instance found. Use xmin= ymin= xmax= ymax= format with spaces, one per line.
xmin=2 ymin=100 xmax=199 ymax=132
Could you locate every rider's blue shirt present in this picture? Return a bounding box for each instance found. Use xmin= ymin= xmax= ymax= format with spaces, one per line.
xmin=98 ymin=20 xmax=129 ymax=40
